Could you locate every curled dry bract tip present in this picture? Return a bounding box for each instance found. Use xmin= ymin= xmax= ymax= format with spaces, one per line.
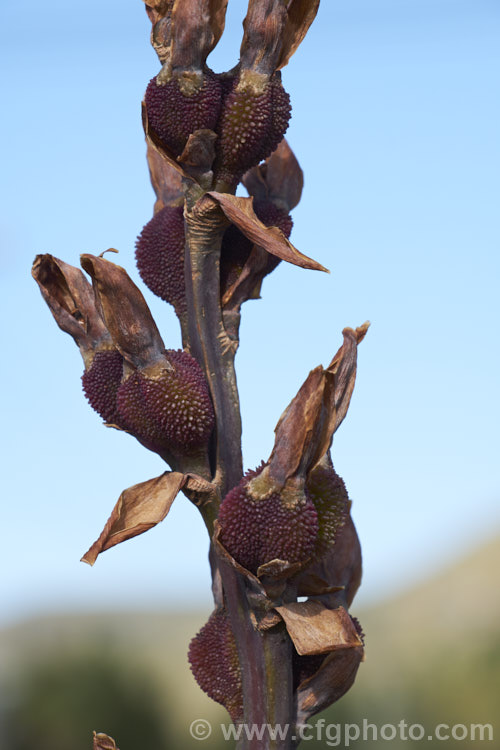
xmin=240 ymin=0 xmax=288 ymax=76
xmin=264 ymin=323 xmax=370 ymax=491
xmin=146 ymin=140 xmax=184 ymax=214
xmin=93 ymin=732 xmax=119 ymax=750
xmin=80 ymin=253 xmax=170 ymax=373
xmin=32 ymin=254 xmax=112 ymax=369
xmin=170 ymin=0 xmax=228 ymax=74
xmin=243 ymin=138 xmax=304 ymax=213
xmin=83 ymin=471 xmax=217 ymax=565
xmin=207 ymin=192 xmax=327 ymax=272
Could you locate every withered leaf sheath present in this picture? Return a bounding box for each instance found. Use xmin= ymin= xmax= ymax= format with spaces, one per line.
xmin=32 ymin=254 xmax=125 ymax=426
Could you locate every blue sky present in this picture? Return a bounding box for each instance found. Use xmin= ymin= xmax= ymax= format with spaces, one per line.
xmin=1 ymin=0 xmax=499 ymax=625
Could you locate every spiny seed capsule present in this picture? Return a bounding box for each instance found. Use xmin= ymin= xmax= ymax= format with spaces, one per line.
xmin=81 ymin=350 xmax=124 ymax=425
xmin=116 ymin=350 xmax=214 ymax=455
xmin=218 ymin=465 xmax=318 ymax=575
xmin=220 ymin=200 xmax=293 ymax=294
xmin=145 ymin=71 xmax=222 ymax=157
xmin=306 ymin=463 xmax=350 ymax=560
xmin=215 ymin=73 xmax=291 ymax=186
xmin=135 ymin=205 xmax=186 ymax=316
xmin=188 ymin=609 xmax=243 ymax=721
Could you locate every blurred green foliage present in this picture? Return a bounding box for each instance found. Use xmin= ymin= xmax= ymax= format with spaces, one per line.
xmin=2 ymin=648 xmax=168 ymax=750
xmin=1 ymin=536 xmax=498 ymax=749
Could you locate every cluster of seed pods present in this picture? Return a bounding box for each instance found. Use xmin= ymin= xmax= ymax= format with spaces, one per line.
xmin=32 ymin=253 xmax=215 ymax=465
xmin=33 ymin=0 xmax=366 ymax=729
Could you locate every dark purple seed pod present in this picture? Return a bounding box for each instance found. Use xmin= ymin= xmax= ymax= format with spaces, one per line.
xmin=218 ymin=465 xmax=318 ymax=575
xmin=135 ymin=205 xmax=186 ymax=316
xmin=306 ymin=463 xmax=350 ymax=560
xmin=254 ymin=200 xmax=293 ymax=239
xmin=215 ymin=73 xmax=291 ymax=187
xmin=81 ymin=350 xmax=124 ymax=425
xmin=188 ymin=609 xmax=243 ymax=721
xmin=116 ymin=349 xmax=214 ymax=456
xmin=145 ymin=70 xmax=222 ymax=157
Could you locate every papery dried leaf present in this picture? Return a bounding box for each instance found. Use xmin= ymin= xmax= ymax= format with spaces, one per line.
xmin=208 ymin=0 xmax=229 ymax=49
xmin=277 ymin=0 xmax=321 ymax=70
xmin=32 ymin=254 xmax=112 ymax=367
xmin=257 ymin=610 xmax=283 ymax=631
xmin=146 ymin=141 xmax=184 ymax=214
xmin=221 ymin=245 xmax=270 ymax=311
xmin=256 ymin=558 xmax=304 ymax=580
xmin=178 ymin=129 xmax=217 ymax=185
xmin=82 ymin=472 xmax=187 ymax=565
xmin=93 ymin=732 xmax=119 ymax=750
xmin=142 ymin=101 xmax=195 ymax=183
xmin=182 ymin=472 xmax=219 ymax=508
xmin=296 ymin=643 xmax=364 ymax=722
xmin=327 ymin=322 xmax=369 ymax=434
xmin=243 ymin=138 xmax=303 ymax=212
xmin=143 ymin=0 xmax=174 ymax=62
xmin=265 ymin=138 xmax=303 ymax=210
xmin=171 ymin=0 xmax=228 ymax=71
xmin=297 ymin=514 xmax=362 ymax=607
xmin=275 ymin=602 xmax=361 ymax=656
xmin=207 ymin=193 xmax=327 ymax=272
xmin=240 ymin=0 xmax=288 ymax=76
xmin=267 ymin=366 xmax=334 ymax=486
xmin=293 ymin=573 xmax=344 ymax=597
xmin=267 ymin=324 xmax=369 ymax=486
xmin=80 ymin=253 xmax=169 ymax=372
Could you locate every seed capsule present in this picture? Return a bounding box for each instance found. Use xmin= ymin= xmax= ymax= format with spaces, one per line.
xmin=116 ymin=349 xmax=214 ymax=456
xmin=135 ymin=205 xmax=186 ymax=316
xmin=214 ymin=72 xmax=291 ymax=187
xmin=188 ymin=609 xmax=243 ymax=721
xmin=218 ymin=465 xmax=318 ymax=575
xmin=145 ymin=71 xmax=222 ymax=157
xmin=81 ymin=349 xmax=124 ymax=425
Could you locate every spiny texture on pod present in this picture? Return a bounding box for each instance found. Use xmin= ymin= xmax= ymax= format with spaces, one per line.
xmin=306 ymin=463 xmax=350 ymax=560
xmin=214 ymin=73 xmax=291 ymax=186
xmin=220 ymin=200 xmax=293 ymax=293
xmin=81 ymin=350 xmax=124 ymax=425
xmin=188 ymin=609 xmax=243 ymax=721
xmin=145 ymin=71 xmax=222 ymax=157
xmin=218 ymin=465 xmax=318 ymax=575
xmin=135 ymin=205 xmax=186 ymax=316
xmin=116 ymin=350 xmax=214 ymax=455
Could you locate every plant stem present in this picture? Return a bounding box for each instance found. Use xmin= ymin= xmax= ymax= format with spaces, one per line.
xmin=183 ymin=184 xmax=243 ymax=495
xmin=182 ymin=181 xmax=296 ymax=748
xmin=219 ymin=562 xmax=295 ymax=750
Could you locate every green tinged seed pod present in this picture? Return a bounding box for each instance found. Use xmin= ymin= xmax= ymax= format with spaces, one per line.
xmin=306 ymin=461 xmax=350 ymax=560
xmin=214 ymin=71 xmax=291 ymax=188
